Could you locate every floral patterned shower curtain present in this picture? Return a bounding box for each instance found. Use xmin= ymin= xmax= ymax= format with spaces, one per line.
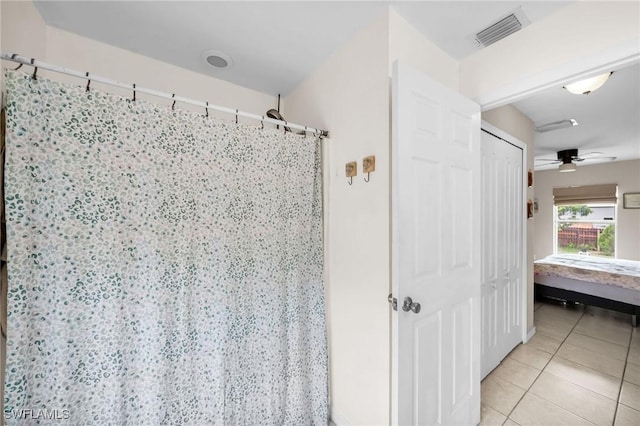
xmin=2 ymin=69 xmax=327 ymax=425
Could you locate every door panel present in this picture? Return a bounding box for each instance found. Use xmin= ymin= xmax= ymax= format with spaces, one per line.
xmin=414 ymin=313 xmax=442 ymax=424
xmin=413 ymin=160 xmax=441 ymax=277
xmin=480 ymin=130 xmax=524 ymax=379
xmin=392 ymin=61 xmax=481 ymax=426
xmin=451 ymin=166 xmax=473 ymax=269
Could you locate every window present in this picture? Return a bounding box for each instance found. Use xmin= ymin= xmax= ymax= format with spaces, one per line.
xmin=554 ymin=204 xmax=616 ymax=257
xmin=552 ymin=184 xmax=618 ymax=258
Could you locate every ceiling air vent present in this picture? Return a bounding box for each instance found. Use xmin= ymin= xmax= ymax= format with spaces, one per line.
xmin=475 ymin=9 xmax=529 ymax=48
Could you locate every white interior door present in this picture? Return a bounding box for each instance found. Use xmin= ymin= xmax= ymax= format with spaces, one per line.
xmin=480 ymin=129 xmax=524 ymax=379
xmin=391 ymin=61 xmax=481 ymax=426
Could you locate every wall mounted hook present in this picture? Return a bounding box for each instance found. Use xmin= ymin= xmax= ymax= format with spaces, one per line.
xmin=363 ymin=155 xmax=375 ymax=182
xmin=345 ymin=161 xmax=357 ymax=185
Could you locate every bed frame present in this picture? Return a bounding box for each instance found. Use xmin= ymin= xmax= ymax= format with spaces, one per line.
xmin=535 ymin=276 xmax=639 ymax=327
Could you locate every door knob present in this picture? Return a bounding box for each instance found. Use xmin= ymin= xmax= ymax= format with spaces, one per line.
xmin=402 ymin=297 xmax=421 ymax=314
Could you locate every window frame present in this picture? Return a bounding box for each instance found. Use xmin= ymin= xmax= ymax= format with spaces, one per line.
xmin=552 ymin=203 xmax=618 ymax=258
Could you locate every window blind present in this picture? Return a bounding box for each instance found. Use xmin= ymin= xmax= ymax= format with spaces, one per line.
xmin=553 ymin=184 xmax=617 ymax=205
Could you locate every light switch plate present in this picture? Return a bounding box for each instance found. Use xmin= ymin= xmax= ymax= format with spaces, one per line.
xmin=363 ymin=155 xmax=375 ymax=173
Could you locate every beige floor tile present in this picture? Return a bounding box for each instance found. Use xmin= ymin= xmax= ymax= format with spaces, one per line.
xmin=615 ymin=404 xmax=640 ymax=426
xmin=481 ymin=374 xmax=526 ymax=416
xmin=624 ymin=362 xmax=640 ymax=386
xmin=576 ymin=308 xmax=631 ymax=326
xmin=508 ymin=344 xmax=553 ymax=370
xmin=584 ymin=306 xmax=633 ymax=324
xmin=536 ymin=303 xmax=584 ymax=323
xmin=529 ymin=372 xmax=617 ymax=426
xmin=504 ymin=419 xmax=521 ymax=426
xmin=510 ymin=393 xmax=596 ymax=426
xmin=631 ymin=328 xmax=640 ymax=349
xmin=556 ymin=342 xmax=626 ymax=378
xmin=619 ymin=381 xmax=640 ymax=411
xmin=565 ymin=332 xmax=629 ymax=361
xmin=545 ymin=357 xmax=621 ymax=400
xmin=534 ymin=301 xmax=542 ymax=311
xmin=533 ymin=318 xmax=574 ymax=341
xmin=574 ymin=315 xmax=631 ymax=347
xmin=491 ymin=358 xmax=541 ymax=390
xmin=628 ymin=346 xmax=640 ymax=367
xmin=480 ymin=403 xmax=507 ymax=426
xmin=526 ymin=332 xmax=563 ymax=354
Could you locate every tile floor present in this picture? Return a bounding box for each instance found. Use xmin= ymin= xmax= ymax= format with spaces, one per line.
xmin=481 ymin=299 xmax=640 ymax=426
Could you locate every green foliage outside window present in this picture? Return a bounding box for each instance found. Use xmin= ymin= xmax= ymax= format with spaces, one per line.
xmin=598 ymin=224 xmax=615 ymax=256
xmin=557 ymin=205 xmax=593 ymax=219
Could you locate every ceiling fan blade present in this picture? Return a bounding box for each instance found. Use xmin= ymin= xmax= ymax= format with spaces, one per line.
xmin=579 ymin=156 xmax=617 ymax=162
xmin=535 ymin=158 xmax=562 ymax=164
xmin=578 ymin=151 xmax=604 ymax=158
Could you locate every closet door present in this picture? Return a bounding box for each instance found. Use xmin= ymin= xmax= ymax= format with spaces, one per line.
xmin=480 ymin=129 xmax=524 ymax=379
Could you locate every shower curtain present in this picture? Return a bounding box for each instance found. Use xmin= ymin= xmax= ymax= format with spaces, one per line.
xmin=2 ymin=69 xmax=327 ymax=424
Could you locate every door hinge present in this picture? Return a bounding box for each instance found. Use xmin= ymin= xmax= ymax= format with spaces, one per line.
xmin=388 ymin=293 xmax=397 ymax=311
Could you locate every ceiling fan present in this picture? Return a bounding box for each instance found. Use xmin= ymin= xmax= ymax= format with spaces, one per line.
xmin=535 ymin=149 xmax=617 ymax=172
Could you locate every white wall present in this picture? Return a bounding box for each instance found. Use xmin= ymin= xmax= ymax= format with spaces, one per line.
xmin=482 ymin=105 xmax=536 ymax=332
xmin=284 ymin=8 xmax=461 ymax=425
xmin=284 ymin=12 xmax=391 ymax=426
xmin=534 ymin=160 xmax=640 ymax=261
xmin=387 ymin=8 xmax=458 ymax=90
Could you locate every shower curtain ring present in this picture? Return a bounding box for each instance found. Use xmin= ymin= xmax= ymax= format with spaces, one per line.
xmin=261 ymin=115 xmax=264 ymax=130
xmin=86 ymin=72 xmax=91 ymax=92
xmin=30 ymin=58 xmax=38 ymax=80
xmin=172 ymin=94 xmax=176 ymax=111
xmin=236 ymin=109 xmax=238 ymax=124
xmin=205 ymin=102 xmax=209 ymax=118
xmin=11 ymin=54 xmax=22 ymax=70
xmin=132 ymin=83 xmax=136 ymax=101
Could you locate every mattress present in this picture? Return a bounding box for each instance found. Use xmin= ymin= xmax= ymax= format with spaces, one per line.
xmin=534 ymin=254 xmax=640 ymax=292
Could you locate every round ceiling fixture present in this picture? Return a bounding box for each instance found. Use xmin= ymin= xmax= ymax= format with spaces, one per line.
xmin=564 ymin=72 xmax=612 ymax=95
xmin=201 ymin=50 xmax=232 ymax=70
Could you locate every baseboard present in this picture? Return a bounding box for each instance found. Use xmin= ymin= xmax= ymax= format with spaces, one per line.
xmin=525 ymin=326 xmax=536 ymax=343
xmin=330 ymin=406 xmax=351 ymax=426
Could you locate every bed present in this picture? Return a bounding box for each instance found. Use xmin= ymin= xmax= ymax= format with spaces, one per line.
xmin=534 ymin=254 xmax=640 ymax=327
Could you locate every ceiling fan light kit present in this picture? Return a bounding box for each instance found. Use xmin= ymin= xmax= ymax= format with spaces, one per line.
xmin=564 ymin=72 xmax=613 ymax=95
xmin=558 ymin=162 xmax=577 ymax=173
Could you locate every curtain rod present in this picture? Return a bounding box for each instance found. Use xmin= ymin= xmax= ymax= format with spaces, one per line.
xmin=1 ymin=53 xmax=329 ymax=138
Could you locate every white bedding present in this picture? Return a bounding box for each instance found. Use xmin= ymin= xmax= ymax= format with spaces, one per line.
xmin=534 ymin=254 xmax=640 ymax=292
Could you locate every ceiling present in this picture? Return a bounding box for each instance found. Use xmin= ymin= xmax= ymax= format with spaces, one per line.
xmin=33 ymin=1 xmax=569 ymax=95
xmin=514 ymin=63 xmax=640 ymax=170
xmin=31 ymin=1 xmax=640 ymax=167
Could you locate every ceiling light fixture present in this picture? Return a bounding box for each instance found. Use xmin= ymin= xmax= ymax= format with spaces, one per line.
xmin=535 ymin=119 xmax=578 ymax=133
xmin=564 ymin=72 xmax=612 ymax=95
xmin=558 ymin=162 xmax=577 ymax=173
xmin=201 ymin=50 xmax=232 ymax=70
